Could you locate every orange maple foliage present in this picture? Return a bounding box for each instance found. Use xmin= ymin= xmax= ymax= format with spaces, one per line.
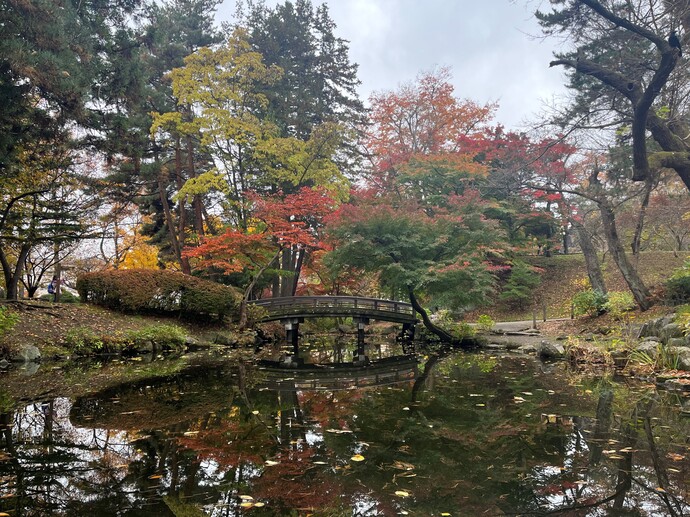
xmin=365 ymin=67 xmax=496 ymax=181
xmin=184 ymin=187 xmax=337 ymax=274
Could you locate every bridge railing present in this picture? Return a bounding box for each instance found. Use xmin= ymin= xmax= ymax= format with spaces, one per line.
xmin=250 ymin=296 xmax=415 ymax=319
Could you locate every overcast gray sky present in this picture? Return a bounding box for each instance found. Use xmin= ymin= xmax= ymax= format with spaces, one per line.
xmin=217 ymin=0 xmax=569 ymax=129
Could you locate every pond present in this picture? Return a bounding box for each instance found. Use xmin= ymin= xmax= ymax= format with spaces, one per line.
xmin=1 ymin=340 xmax=690 ymax=516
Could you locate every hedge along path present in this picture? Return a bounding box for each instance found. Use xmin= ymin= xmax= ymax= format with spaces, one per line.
xmin=76 ymin=269 xmax=242 ymax=321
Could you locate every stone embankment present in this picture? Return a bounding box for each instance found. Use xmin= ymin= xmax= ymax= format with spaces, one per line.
xmin=486 ymin=315 xmax=690 ymax=370
xmin=635 ymin=315 xmax=690 ymax=369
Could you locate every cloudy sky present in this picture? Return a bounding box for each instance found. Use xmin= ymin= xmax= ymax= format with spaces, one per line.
xmin=217 ymin=0 xmax=570 ymax=129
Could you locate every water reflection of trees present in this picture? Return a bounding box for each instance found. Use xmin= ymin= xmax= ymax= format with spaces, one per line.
xmin=2 ymin=356 xmax=690 ymax=515
xmin=521 ymin=386 xmax=690 ymax=516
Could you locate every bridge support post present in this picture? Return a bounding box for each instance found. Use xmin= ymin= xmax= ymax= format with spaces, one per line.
xmin=282 ymin=318 xmax=304 ymax=367
xmin=354 ymin=317 xmax=369 ymax=364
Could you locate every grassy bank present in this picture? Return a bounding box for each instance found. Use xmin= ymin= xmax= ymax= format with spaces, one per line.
xmin=469 ymin=251 xmax=690 ymax=322
xmin=0 ymin=301 xmax=232 ymax=360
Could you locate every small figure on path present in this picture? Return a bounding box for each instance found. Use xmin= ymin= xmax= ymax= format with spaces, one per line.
xmin=48 ymin=276 xmax=59 ymax=302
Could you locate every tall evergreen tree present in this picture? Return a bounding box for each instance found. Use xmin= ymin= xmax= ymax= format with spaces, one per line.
xmin=0 ymin=0 xmax=143 ymax=297
xmin=241 ymin=0 xmax=365 ymax=140
xmin=88 ymin=0 xmax=222 ymax=273
xmin=239 ymin=0 xmax=366 ymax=296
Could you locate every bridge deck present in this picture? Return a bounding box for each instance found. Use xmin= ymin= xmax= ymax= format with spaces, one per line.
xmin=250 ymin=296 xmax=417 ymax=324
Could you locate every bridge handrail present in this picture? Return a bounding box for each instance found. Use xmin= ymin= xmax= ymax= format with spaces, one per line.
xmin=250 ymin=295 xmax=414 ymax=316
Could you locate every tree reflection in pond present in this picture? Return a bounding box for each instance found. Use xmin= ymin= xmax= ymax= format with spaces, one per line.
xmin=1 ymin=352 xmax=690 ymax=515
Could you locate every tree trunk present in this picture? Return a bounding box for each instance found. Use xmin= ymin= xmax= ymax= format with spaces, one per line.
xmin=631 ymin=177 xmax=654 ymax=257
xmin=240 ymin=248 xmax=283 ymax=329
xmin=0 ymin=243 xmax=31 ymax=300
xmin=290 ymin=248 xmax=305 ymax=296
xmin=598 ymin=200 xmax=652 ymax=310
xmin=407 ymin=288 xmax=467 ymax=346
xmin=570 ymin=217 xmax=607 ymax=295
xmin=187 ymin=136 xmax=204 ymax=237
xmin=158 ymin=168 xmax=191 ymax=275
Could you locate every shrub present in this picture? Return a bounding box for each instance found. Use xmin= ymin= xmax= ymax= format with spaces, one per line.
xmin=572 ymin=289 xmax=608 ymax=317
xmin=123 ymin=324 xmax=187 ymax=347
xmin=676 ymin=306 xmax=690 ymax=336
xmin=39 ymin=290 xmax=80 ymax=303
xmin=62 ymin=323 xmax=188 ymax=355
xmin=476 ymin=314 xmax=495 ymax=332
xmin=602 ymin=291 xmax=636 ymax=320
xmin=76 ymin=269 xmax=241 ymax=320
xmin=0 ymin=306 xmax=19 ymax=336
xmin=499 ymin=261 xmax=541 ymax=309
xmin=665 ymin=261 xmax=690 ymax=305
xmin=63 ymin=327 xmax=107 ymax=354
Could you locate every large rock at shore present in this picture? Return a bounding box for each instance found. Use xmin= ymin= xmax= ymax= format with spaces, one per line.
xmin=638 ymin=315 xmax=676 ymax=339
xmin=668 ymin=347 xmax=690 ymax=370
xmin=660 ymin=323 xmax=685 ymax=344
xmin=636 ymin=341 xmax=660 ymax=359
xmin=10 ymin=344 xmax=41 ymax=363
xmin=537 ymin=340 xmax=565 ymax=359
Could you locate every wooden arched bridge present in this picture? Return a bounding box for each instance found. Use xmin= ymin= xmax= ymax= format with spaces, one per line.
xmin=248 ymin=296 xmax=418 ymax=366
xmin=250 ymin=296 xmax=417 ymax=324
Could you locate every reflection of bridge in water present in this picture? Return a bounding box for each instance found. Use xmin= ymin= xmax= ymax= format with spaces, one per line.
xmin=249 ymin=296 xmax=418 ymax=365
xmin=258 ymin=356 xmax=419 ymax=391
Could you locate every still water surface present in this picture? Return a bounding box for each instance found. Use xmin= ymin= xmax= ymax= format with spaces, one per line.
xmin=1 ymin=342 xmax=690 ymax=516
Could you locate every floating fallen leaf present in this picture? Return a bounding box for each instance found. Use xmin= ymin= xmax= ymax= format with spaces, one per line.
xmin=148 ymin=474 xmax=162 ymax=479
xmin=469 ymin=394 xmax=482 ymax=397
xmin=183 ymin=431 xmax=199 ymax=436
xmin=265 ymin=460 xmax=279 ymax=466
xmin=441 ymin=513 xmax=451 ymax=516
xmin=668 ymin=452 xmax=685 ymax=461
xmin=394 ymin=490 xmax=410 ymax=498
xmin=240 ymin=502 xmax=254 ymax=508
xmin=513 ymin=396 xmax=526 ymax=403
xmin=239 ymin=495 xmax=254 ymax=501
xmin=402 ymin=407 xmax=410 ymax=411
xmin=656 ymin=487 xmax=666 ymax=493
xmin=0 ymin=512 xmax=10 ymax=517
xmin=392 ymin=461 xmax=415 ymax=471
xmin=522 ymin=392 xmax=533 ymax=396
xmin=313 ymin=461 xmax=328 ymax=465
xmin=253 ymin=502 xmax=265 ymax=507
xmin=325 ymin=428 xmax=352 ymax=434
xmin=608 ymin=455 xmax=625 ymax=460
xmin=476 ymin=403 xmax=485 ymax=407
xmin=603 ymin=450 xmax=617 ymax=455
xmin=251 ymin=410 xmax=260 ymax=415
xmin=351 ymin=454 xmax=365 ymax=462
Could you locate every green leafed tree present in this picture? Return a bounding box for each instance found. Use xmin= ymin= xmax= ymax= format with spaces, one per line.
xmin=326 ymin=192 xmax=504 ymax=344
xmin=152 ymin=28 xmax=350 ymax=295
